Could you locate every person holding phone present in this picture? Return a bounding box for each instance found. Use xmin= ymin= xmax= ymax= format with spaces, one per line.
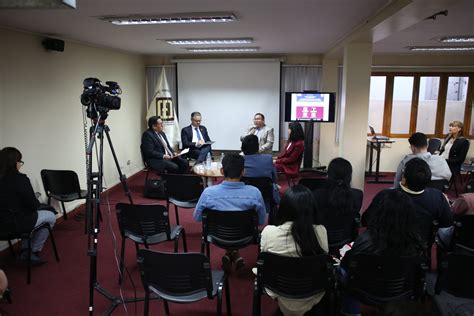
xmin=240 ymin=113 xmax=274 ymax=154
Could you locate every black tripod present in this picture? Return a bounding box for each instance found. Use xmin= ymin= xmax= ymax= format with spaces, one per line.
xmin=85 ymin=114 xmax=139 ymax=315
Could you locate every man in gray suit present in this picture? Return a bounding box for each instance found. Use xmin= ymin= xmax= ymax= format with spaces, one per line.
xmin=240 ymin=113 xmax=274 ymax=154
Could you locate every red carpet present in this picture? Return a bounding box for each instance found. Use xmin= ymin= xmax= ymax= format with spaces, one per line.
xmin=1 ymin=171 xmax=435 ymax=316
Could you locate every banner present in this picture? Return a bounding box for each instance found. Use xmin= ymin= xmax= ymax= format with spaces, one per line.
xmin=146 ymin=67 xmax=180 ymax=150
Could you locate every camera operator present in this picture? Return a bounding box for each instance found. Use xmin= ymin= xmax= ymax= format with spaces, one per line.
xmin=141 ymin=116 xmax=188 ymax=174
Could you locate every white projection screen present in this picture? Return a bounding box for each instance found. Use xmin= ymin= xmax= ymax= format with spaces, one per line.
xmin=176 ymin=59 xmax=281 ymax=151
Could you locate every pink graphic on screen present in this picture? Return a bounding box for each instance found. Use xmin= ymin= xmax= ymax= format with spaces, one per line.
xmin=295 ymin=106 xmax=324 ymax=120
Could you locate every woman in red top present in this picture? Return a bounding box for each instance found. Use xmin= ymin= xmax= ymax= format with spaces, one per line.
xmin=275 ymin=122 xmax=305 ymax=177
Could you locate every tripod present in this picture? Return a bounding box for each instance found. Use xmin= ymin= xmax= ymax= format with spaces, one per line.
xmin=85 ymin=115 xmax=139 ymax=315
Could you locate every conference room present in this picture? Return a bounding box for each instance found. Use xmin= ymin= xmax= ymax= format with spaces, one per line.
xmin=1 ymin=0 xmax=474 ymax=315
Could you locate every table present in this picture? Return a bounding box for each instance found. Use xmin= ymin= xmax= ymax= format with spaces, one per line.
xmin=192 ymin=162 xmax=223 ymax=186
xmin=367 ymin=137 xmax=395 ymax=184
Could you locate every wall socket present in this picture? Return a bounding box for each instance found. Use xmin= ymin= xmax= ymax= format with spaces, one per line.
xmin=127 ymin=160 xmax=131 ymax=165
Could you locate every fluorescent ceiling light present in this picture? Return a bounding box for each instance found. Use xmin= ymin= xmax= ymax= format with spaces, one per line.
xmin=187 ymin=47 xmax=260 ymax=53
xmin=166 ymin=38 xmax=253 ymax=45
xmin=438 ymin=36 xmax=474 ymax=43
xmin=0 ymin=0 xmax=75 ymax=8
xmin=102 ymin=12 xmax=236 ymax=25
xmin=409 ymin=46 xmax=474 ymax=52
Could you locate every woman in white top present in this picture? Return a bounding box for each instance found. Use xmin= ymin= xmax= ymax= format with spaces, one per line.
xmin=259 ymin=185 xmax=328 ymax=316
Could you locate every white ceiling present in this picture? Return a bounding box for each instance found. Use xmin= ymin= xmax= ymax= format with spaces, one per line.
xmin=0 ymin=0 xmax=473 ymax=56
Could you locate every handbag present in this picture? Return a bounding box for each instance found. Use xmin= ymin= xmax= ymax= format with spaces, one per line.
xmin=143 ymin=179 xmax=167 ymax=199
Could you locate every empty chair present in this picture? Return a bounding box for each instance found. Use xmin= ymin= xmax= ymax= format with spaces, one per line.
xmin=342 ymin=253 xmax=427 ymax=307
xmin=162 ymin=174 xmax=204 ymax=225
xmin=253 ymin=252 xmax=333 ymax=316
xmin=137 ymin=249 xmax=231 ymax=316
xmin=115 ymin=203 xmax=187 ymax=284
xmin=428 ymin=138 xmax=442 ymax=154
xmin=200 ymin=209 xmax=259 ymax=260
xmin=41 ymin=169 xmax=87 ymax=220
xmin=0 ymin=208 xmax=59 ymax=284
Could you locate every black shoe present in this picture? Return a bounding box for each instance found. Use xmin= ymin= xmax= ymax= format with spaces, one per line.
xmin=222 ymin=255 xmax=232 ymax=273
xmin=20 ymin=251 xmax=47 ymax=266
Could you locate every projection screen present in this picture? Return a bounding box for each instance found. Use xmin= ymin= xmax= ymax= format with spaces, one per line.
xmin=176 ymin=59 xmax=281 ymax=151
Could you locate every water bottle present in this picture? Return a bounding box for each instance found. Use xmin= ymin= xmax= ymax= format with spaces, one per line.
xmin=205 ymin=152 xmax=212 ymax=169
xmin=219 ymin=152 xmax=225 ymax=168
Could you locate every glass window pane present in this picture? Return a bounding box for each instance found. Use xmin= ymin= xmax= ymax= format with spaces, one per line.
xmin=416 ymin=77 xmax=440 ymax=134
xmin=391 ymin=76 xmax=414 ymax=134
xmin=443 ymin=76 xmax=469 ymax=133
xmin=368 ymin=76 xmax=386 ymax=134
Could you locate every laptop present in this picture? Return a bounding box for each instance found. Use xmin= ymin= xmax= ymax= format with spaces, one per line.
xmin=369 ymin=126 xmax=389 ymax=140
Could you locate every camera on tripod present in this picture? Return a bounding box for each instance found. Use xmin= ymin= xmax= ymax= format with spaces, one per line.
xmin=80 ymin=78 xmax=121 ymax=118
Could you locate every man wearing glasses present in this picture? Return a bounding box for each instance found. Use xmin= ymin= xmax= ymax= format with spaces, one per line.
xmin=240 ymin=113 xmax=274 ymax=154
xmin=181 ymin=112 xmax=213 ymax=162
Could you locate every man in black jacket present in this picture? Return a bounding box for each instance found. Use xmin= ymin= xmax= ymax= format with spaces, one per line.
xmin=181 ymin=112 xmax=212 ymax=162
xmin=141 ymin=116 xmax=188 ymax=173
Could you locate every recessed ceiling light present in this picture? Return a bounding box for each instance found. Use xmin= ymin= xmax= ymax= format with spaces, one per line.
xmin=165 ymin=38 xmax=253 ymax=45
xmin=438 ymin=36 xmax=474 ymax=43
xmin=409 ymin=46 xmax=474 ymax=52
xmin=186 ymin=47 xmax=260 ymax=53
xmin=101 ymin=12 xmax=237 ymax=25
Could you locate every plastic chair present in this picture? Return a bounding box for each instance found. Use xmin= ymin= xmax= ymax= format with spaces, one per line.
xmin=0 ymin=208 xmax=59 ymax=284
xmin=427 ymin=179 xmax=449 ymax=192
xmin=241 ymin=176 xmax=276 ymax=223
xmin=298 ymin=177 xmax=327 ymax=191
xmin=253 ymin=252 xmax=334 ymax=316
xmin=161 ymin=174 xmax=204 ymax=225
xmin=324 ymin=215 xmax=360 ymax=257
xmin=200 ymin=209 xmax=259 ymax=260
xmin=40 ymin=169 xmax=87 ymax=220
xmin=115 ymin=203 xmax=187 ymax=284
xmin=435 ymin=251 xmax=474 ymax=299
xmin=452 ymin=215 xmax=474 ymax=249
xmin=428 ymin=138 xmax=442 ymax=154
xmin=342 ymin=253 xmax=427 ymax=307
xmin=137 ymin=249 xmax=231 ymax=316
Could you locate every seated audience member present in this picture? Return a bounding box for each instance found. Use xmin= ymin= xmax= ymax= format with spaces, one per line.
xmin=341 ymin=190 xmax=424 ymax=316
xmin=240 ymin=113 xmax=274 ymax=154
xmin=393 ymin=132 xmax=451 ymax=188
xmin=181 ymin=111 xmax=212 ymax=162
xmin=451 ymin=192 xmax=474 ymax=218
xmin=0 ymin=269 xmax=7 ymax=297
xmin=363 ymin=158 xmax=453 ymax=248
xmin=439 ymin=120 xmax=470 ymax=174
xmin=241 ymin=135 xmax=280 ymax=204
xmin=0 ymin=147 xmax=57 ymax=265
xmin=193 ymin=153 xmax=266 ymax=270
xmin=313 ymin=157 xmax=363 ymax=227
xmin=259 ymin=185 xmax=328 ymax=316
xmin=275 ymin=122 xmax=305 ymax=177
xmin=141 ymin=116 xmax=188 ymax=174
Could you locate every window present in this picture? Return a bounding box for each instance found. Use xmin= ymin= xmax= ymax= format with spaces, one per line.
xmin=369 ymin=72 xmax=474 ymax=139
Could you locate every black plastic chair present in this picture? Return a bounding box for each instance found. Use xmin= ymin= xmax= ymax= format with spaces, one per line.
xmin=253 ymin=252 xmax=334 ymax=316
xmin=435 ymin=251 xmax=474 ymax=299
xmin=342 ymin=253 xmax=427 ymax=307
xmin=298 ymin=177 xmax=327 ymax=191
xmin=200 ymin=209 xmax=259 ymax=260
xmin=137 ymin=249 xmax=231 ymax=316
xmin=0 ymin=208 xmax=59 ymax=284
xmin=428 ymin=138 xmax=442 ymax=154
xmin=427 ymin=179 xmax=449 ymax=193
xmin=161 ymin=174 xmax=204 ymax=225
xmin=241 ymin=176 xmax=276 ymax=223
xmin=324 ymin=215 xmax=360 ymax=257
xmin=115 ymin=203 xmax=187 ymax=284
xmin=452 ymin=215 xmax=474 ymax=249
xmin=40 ymin=169 xmax=87 ymax=220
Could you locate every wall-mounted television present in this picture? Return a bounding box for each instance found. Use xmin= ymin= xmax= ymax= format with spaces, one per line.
xmin=284 ymin=92 xmax=336 ymax=122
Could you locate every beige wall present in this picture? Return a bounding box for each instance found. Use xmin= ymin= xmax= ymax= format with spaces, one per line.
xmin=0 ymin=28 xmax=146 ymax=217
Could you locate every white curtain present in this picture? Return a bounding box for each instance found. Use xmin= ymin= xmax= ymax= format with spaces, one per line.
xmin=280 ymin=65 xmax=322 ymax=140
xmin=145 ymin=66 xmax=177 ymax=108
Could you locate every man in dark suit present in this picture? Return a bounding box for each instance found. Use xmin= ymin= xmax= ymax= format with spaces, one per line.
xmin=141 ymin=116 xmax=188 ymax=173
xmin=181 ymin=111 xmax=212 ymax=162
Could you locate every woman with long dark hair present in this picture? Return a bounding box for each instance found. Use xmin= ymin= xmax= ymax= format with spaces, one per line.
xmin=0 ymin=147 xmax=56 ymax=265
xmin=274 ymin=122 xmax=305 ymax=177
xmin=313 ymin=158 xmax=363 ymax=223
xmin=259 ymin=185 xmax=328 ymax=315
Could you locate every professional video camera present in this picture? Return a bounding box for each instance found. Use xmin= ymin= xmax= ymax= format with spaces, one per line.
xmin=80 ymin=78 xmax=121 ymax=118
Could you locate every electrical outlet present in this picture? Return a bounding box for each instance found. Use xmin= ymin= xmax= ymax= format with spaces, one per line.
xmin=127 ymin=160 xmax=131 ymax=165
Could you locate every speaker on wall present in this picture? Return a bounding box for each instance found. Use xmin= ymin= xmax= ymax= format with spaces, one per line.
xmin=42 ymin=38 xmax=65 ymax=52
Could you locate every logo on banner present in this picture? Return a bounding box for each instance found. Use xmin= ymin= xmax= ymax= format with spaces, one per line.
xmin=155 ymin=97 xmax=174 ymax=121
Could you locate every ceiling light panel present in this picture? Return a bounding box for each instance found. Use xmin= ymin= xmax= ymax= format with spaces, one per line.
xmin=187 ymin=47 xmax=260 ymax=53
xmin=438 ymin=36 xmax=474 ymax=43
xmin=409 ymin=46 xmax=474 ymax=52
xmin=103 ymin=12 xmax=236 ymax=25
xmin=166 ymin=38 xmax=253 ymax=45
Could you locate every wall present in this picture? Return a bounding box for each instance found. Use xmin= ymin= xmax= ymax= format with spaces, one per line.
xmin=0 ymin=28 xmax=146 ymax=217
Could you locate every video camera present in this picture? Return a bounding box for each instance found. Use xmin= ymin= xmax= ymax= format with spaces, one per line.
xmin=80 ymin=78 xmax=121 ymax=119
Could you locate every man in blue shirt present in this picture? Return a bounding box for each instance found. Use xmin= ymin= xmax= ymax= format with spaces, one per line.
xmin=193 ymin=153 xmax=266 ymax=270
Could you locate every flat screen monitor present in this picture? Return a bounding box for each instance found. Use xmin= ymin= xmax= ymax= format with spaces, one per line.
xmin=284 ymin=92 xmax=336 ymax=122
